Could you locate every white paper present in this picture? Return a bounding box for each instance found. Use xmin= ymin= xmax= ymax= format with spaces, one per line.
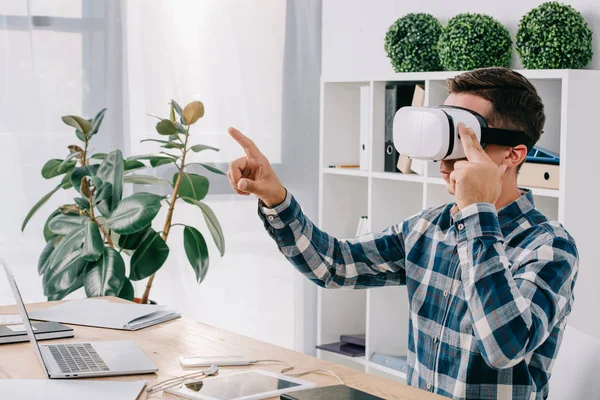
xmin=0 ymin=314 xmax=22 ymax=325
xmin=6 ymin=324 xmax=37 ymax=332
xmin=28 ymin=299 xmax=171 ymax=330
xmin=0 ymin=379 xmax=146 ymax=400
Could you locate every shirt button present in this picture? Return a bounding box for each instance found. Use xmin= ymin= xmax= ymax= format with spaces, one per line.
xmin=434 ymin=336 xmax=439 ymax=344
xmin=443 ymin=291 xmax=449 ymax=297
xmin=427 ymin=382 xmax=432 ymax=390
xmin=268 ymin=215 xmax=275 ymax=221
xmin=457 ymin=223 xmax=465 ymax=231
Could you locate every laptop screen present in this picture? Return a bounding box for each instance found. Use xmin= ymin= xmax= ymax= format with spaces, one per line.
xmin=1 ymin=258 xmax=50 ymax=377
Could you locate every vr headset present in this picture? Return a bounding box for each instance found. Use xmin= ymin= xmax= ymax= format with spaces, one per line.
xmin=393 ymin=106 xmax=534 ymax=161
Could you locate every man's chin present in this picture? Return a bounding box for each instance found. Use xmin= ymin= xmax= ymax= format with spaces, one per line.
xmin=445 ymin=181 xmax=455 ymax=196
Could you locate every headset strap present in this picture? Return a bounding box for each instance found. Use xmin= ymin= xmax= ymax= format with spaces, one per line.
xmin=481 ymin=127 xmax=534 ymax=151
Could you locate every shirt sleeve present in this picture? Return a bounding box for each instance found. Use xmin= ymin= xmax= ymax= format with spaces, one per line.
xmin=454 ymin=202 xmax=579 ymax=369
xmin=258 ymin=189 xmax=407 ymax=289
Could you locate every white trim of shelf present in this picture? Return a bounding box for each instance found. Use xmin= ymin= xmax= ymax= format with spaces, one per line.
xmin=322 ymin=69 xmax=600 ymax=84
xmin=315 ymin=349 xmax=367 ymax=365
xmin=321 ymin=168 xmax=370 ymax=177
xmin=321 ymin=169 xmax=560 ymax=198
xmin=366 ymin=361 xmax=408 ymax=380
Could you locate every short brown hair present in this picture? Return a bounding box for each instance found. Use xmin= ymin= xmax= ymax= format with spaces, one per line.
xmin=446 ymin=67 xmax=545 ymax=151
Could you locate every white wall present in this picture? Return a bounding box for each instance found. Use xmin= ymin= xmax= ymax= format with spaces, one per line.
xmin=322 ymin=0 xmax=600 ymax=80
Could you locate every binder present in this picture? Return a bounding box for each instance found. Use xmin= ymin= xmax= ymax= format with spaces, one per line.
xmin=359 ymin=85 xmax=371 ymax=171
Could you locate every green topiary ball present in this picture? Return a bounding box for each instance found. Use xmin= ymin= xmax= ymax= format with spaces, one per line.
xmin=438 ymin=13 xmax=512 ymax=71
xmin=516 ymin=2 xmax=593 ymax=69
xmin=384 ymin=13 xmax=443 ymax=72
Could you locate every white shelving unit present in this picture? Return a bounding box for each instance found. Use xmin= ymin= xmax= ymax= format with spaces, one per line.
xmin=316 ymin=69 xmax=600 ymax=383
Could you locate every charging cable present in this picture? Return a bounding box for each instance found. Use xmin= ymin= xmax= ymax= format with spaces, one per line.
xmin=249 ymin=359 xmax=345 ymax=385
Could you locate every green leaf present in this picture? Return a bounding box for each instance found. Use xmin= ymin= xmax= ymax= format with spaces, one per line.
xmin=97 ymin=150 xmax=124 ymax=212
xmin=61 ymin=168 xmax=75 ymax=189
xmin=183 ymin=226 xmax=210 ymax=283
xmin=47 ymin=273 xmax=84 ymax=301
xmin=81 ymin=221 xmax=104 ymax=262
xmin=118 ymin=226 xmax=150 ymax=250
xmin=62 ymin=115 xmax=93 ymax=134
xmin=75 ymin=129 xmax=85 ymax=142
xmin=151 ymin=157 xmax=175 ymax=167
xmin=71 ymin=164 xmax=100 ymax=194
xmin=171 ymin=100 xmax=183 ymax=118
xmin=74 ymin=197 xmax=90 ymax=210
xmin=190 ymin=144 xmax=219 ymax=153
xmin=42 ymin=159 xmax=77 ymax=179
xmin=130 ymin=229 xmax=170 ymax=281
xmin=91 ymin=153 xmax=108 ymax=160
xmin=182 ymin=198 xmax=225 ymax=256
xmin=58 ymin=151 xmax=82 ymax=171
xmin=107 ymin=192 xmax=163 ymax=235
xmin=124 ymin=160 xmax=146 ymax=171
xmin=124 ymin=174 xmax=173 ymax=186
xmin=47 ymin=214 xmax=86 ymax=236
xmin=38 ymin=238 xmax=58 ymax=275
xmin=22 ymin=184 xmax=64 ymax=232
xmin=94 ymin=182 xmax=113 ymax=217
xmin=156 ymin=119 xmax=177 ymax=136
xmin=84 ymin=247 xmax=126 ymax=297
xmin=182 ymin=101 xmax=205 ymax=125
xmin=176 ymin=122 xmax=186 ymax=135
xmin=198 ymin=163 xmax=226 ymax=176
xmin=89 ymin=108 xmax=106 ymax=138
xmin=43 ymin=209 xmax=61 ymax=241
xmin=174 ymin=173 xmax=209 ymax=203
xmin=140 ymin=138 xmax=184 ymax=150
xmin=118 ymin=278 xmax=135 ymax=301
xmin=42 ymin=247 xmax=88 ymax=296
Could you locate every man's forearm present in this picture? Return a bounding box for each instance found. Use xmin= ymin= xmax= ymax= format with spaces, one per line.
xmin=454 ymin=202 xmax=578 ymax=369
xmin=258 ymin=190 xmax=407 ymax=289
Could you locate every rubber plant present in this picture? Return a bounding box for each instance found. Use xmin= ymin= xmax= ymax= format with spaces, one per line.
xmin=21 ymin=100 xmax=225 ymax=304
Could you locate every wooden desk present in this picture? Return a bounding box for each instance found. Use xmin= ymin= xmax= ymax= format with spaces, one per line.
xmin=0 ymin=297 xmax=443 ymax=400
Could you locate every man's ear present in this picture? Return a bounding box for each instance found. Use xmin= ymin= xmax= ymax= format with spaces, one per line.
xmin=505 ymin=144 xmax=528 ymax=168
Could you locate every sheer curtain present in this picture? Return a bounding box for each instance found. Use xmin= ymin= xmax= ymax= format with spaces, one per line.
xmin=0 ymin=1 xmax=321 ymax=352
xmin=0 ymin=0 xmax=123 ymax=304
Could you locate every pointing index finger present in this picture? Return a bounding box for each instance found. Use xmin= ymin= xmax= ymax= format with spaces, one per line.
xmin=228 ymin=127 xmax=262 ymax=157
xmin=458 ymin=123 xmax=491 ymax=163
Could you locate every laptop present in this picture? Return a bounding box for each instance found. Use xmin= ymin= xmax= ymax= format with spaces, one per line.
xmin=1 ymin=258 xmax=158 ymax=378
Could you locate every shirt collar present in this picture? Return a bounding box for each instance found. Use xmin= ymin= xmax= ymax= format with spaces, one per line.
xmin=449 ymin=189 xmax=535 ymax=227
xmin=497 ymin=189 xmax=535 ymax=227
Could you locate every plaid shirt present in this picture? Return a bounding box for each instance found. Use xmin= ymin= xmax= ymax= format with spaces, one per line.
xmin=258 ymin=189 xmax=578 ymax=400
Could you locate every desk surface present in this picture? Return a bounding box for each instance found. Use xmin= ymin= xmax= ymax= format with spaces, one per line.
xmin=0 ymin=297 xmax=443 ymax=400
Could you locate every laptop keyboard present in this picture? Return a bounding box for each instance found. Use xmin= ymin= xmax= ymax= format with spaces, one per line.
xmin=47 ymin=343 xmax=110 ymax=374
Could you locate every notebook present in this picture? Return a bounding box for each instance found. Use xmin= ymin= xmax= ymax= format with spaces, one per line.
xmin=280 ymin=385 xmax=384 ymax=400
xmin=0 ymin=321 xmax=73 ymax=344
xmin=28 ymin=298 xmax=180 ymax=330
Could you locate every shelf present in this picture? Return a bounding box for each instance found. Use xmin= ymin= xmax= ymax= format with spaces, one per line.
xmin=316 ymin=350 xmax=367 ymax=366
xmin=322 ymin=168 xmax=369 ymax=178
xmin=370 ymin=171 xmax=426 ymax=183
xmin=322 ymin=69 xmax=600 ymax=84
xmin=366 ymin=361 xmax=408 ymax=380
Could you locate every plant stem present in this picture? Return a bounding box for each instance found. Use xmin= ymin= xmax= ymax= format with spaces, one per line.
xmin=88 ymin=187 xmax=114 ymax=248
xmin=140 ymin=124 xmax=190 ymax=304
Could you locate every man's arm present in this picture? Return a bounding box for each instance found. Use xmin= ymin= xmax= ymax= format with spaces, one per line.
xmin=258 ymin=190 xmax=407 ymax=289
xmin=454 ymin=203 xmax=578 ymax=369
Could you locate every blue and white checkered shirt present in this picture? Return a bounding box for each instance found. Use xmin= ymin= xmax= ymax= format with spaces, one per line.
xmin=258 ymin=189 xmax=578 ymax=400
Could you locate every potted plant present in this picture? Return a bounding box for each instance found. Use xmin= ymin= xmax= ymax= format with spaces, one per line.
xmin=437 ymin=13 xmax=512 ymax=71
xmin=384 ymin=13 xmax=443 ymax=72
xmin=516 ymin=2 xmax=593 ymax=69
xmin=22 ymin=100 xmax=225 ymax=304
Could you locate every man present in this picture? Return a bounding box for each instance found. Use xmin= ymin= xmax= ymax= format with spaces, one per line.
xmin=226 ymin=67 xmax=578 ymax=400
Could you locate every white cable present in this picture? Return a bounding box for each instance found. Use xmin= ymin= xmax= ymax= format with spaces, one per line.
xmin=252 ymin=359 xmax=345 ymax=385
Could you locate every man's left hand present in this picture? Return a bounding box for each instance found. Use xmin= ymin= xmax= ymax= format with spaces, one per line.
xmin=450 ymin=123 xmax=507 ymax=210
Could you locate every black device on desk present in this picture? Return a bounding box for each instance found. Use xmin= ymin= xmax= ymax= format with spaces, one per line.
xmin=0 ymin=321 xmax=73 ymax=344
xmin=281 ymin=384 xmax=384 ymax=400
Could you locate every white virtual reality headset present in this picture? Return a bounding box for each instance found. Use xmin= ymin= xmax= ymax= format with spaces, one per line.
xmin=393 ymin=106 xmax=534 ymax=161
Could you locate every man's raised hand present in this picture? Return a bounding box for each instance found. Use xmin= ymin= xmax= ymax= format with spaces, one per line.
xmin=227 ymin=127 xmax=287 ymax=208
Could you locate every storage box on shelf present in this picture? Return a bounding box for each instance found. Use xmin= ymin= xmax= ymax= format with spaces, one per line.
xmin=317 ymin=69 xmax=600 ymax=383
